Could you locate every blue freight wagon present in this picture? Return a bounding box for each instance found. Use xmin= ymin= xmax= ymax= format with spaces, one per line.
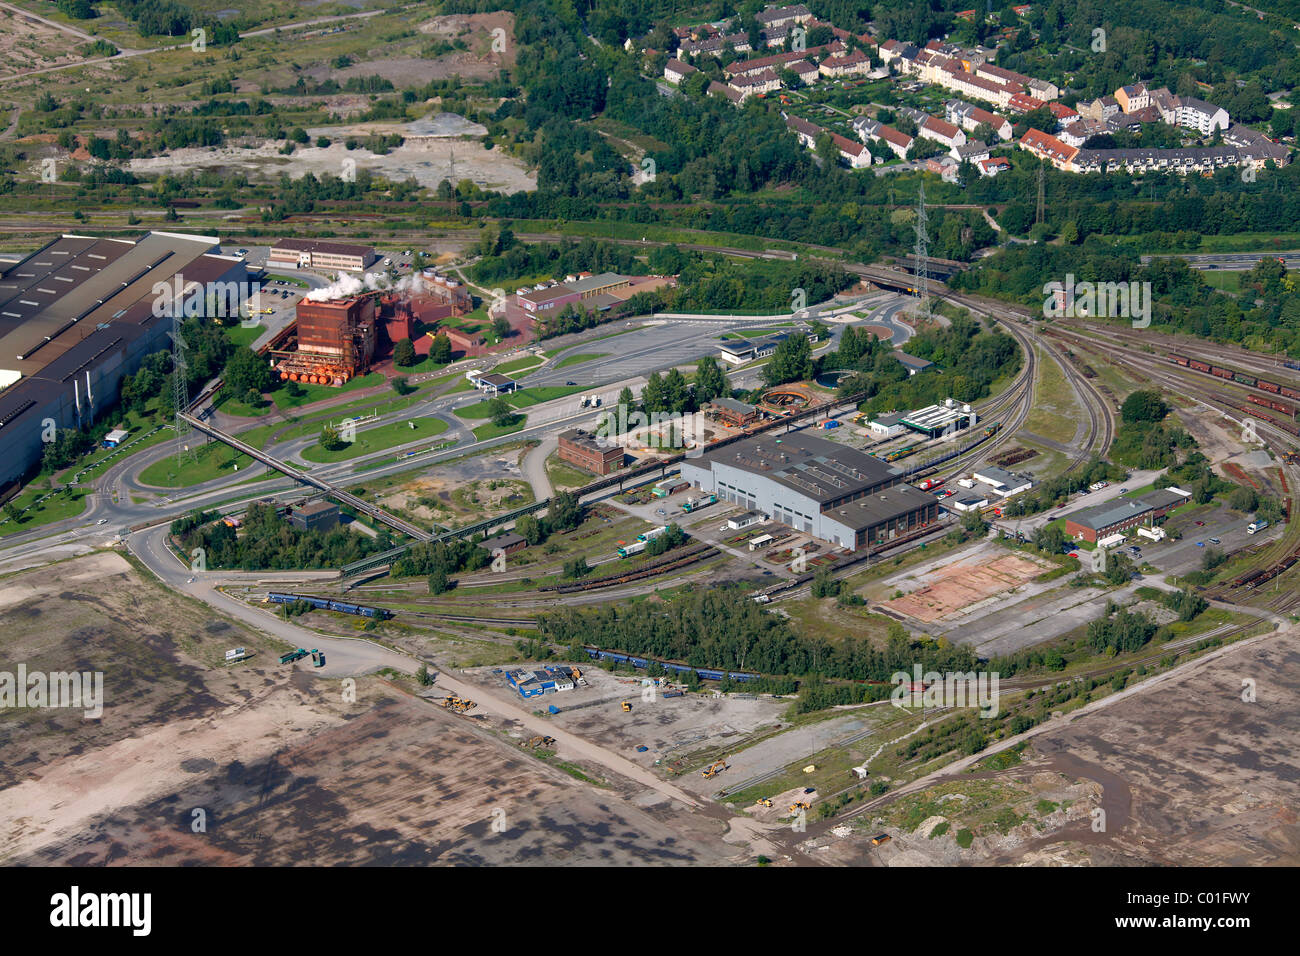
xmin=581 ymin=646 xmax=758 ymax=684
xmin=266 ymin=592 xmax=392 ymax=620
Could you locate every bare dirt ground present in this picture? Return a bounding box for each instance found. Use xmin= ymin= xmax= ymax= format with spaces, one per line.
xmin=374 ymin=447 xmax=531 ymax=523
xmin=0 ymin=8 xmax=85 ymax=74
xmin=803 ymin=632 xmax=1300 ymax=866
xmin=0 ymin=553 xmax=743 ymax=865
xmin=128 ymin=133 xmax=535 ymax=194
xmin=879 ymin=544 xmax=1049 ymax=624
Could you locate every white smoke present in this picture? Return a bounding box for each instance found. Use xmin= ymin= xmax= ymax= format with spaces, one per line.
xmin=303 ymin=270 xmax=435 ymax=303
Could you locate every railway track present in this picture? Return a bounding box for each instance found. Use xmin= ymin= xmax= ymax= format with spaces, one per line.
xmin=1049 ymin=326 xmax=1300 ymax=584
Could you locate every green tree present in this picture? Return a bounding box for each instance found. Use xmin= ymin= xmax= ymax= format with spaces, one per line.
xmin=319 ymin=424 xmax=350 ymax=451
xmin=393 ymin=337 xmax=417 ymax=367
xmin=428 ymin=567 xmax=451 ymax=594
xmin=694 ymin=356 xmax=728 ymax=404
xmin=548 ymin=490 xmax=583 ymax=531
xmin=1121 ymin=389 xmax=1168 ymax=424
xmin=762 ymin=334 xmax=813 ymax=386
xmin=487 ymin=396 xmax=514 ymax=427
xmin=223 ymin=346 xmax=273 ymax=396
xmin=429 ymin=332 xmax=452 ymax=364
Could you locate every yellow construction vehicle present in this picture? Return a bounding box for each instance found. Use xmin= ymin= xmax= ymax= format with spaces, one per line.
xmin=755 ymin=798 xmax=773 ymax=808
xmin=527 ymin=735 xmax=557 ymax=748
xmin=439 ymin=695 xmax=476 ymax=713
xmin=701 ymin=759 xmax=727 ymax=779
xmin=789 ymin=801 xmax=811 ymax=813
xmin=621 ymin=701 xmax=632 ymax=712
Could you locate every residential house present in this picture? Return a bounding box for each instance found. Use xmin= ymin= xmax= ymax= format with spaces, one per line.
xmin=952 ymin=139 xmax=990 ymax=164
xmin=756 ymin=4 xmax=813 ymax=29
xmin=664 ymin=59 xmax=697 ymax=85
xmin=1115 ymin=82 xmax=1150 ymax=113
xmin=1020 ymin=128 xmax=1080 ymax=169
xmin=1176 ymin=97 xmax=1230 ymax=134
xmin=978 ymin=156 xmax=1011 ymax=176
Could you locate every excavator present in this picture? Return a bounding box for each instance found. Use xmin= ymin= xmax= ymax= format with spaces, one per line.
xmin=754 ymin=798 xmax=773 ymax=808
xmin=527 ymin=735 xmax=557 ymax=748
xmin=621 ymin=701 xmax=632 ymax=712
xmin=439 ymin=695 xmax=476 ymax=713
xmin=701 ymin=759 xmax=727 ymax=779
xmin=789 ymin=800 xmax=811 ymax=814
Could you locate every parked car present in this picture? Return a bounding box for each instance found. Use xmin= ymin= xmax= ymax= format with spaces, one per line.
xmin=1209 ymin=537 xmax=1221 ymax=545
xmin=1195 ymin=520 xmax=1205 ymax=526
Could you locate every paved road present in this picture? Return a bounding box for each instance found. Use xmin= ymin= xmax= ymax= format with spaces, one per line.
xmin=1139 ymin=251 xmax=1300 ymax=271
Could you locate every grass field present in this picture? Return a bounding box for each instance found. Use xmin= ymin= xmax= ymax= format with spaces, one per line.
xmin=492 ymin=355 xmax=545 ymax=374
xmin=0 ymin=484 xmax=91 ymax=531
xmin=1022 ymin=346 xmax=1083 ymax=446
xmin=223 ymin=323 xmax=265 ymax=348
xmin=544 ymin=453 xmax=597 ymax=490
xmin=473 ymin=418 xmax=527 ymax=440
xmin=1198 ymin=271 xmax=1242 ymax=293
xmin=455 ymin=385 xmax=586 ymax=420
xmin=138 ymin=441 xmax=256 ymax=488
xmin=552 ymin=352 xmax=609 ymax=370
xmin=299 ymin=417 xmax=450 ymax=463
xmin=270 ymin=373 xmax=386 ymax=410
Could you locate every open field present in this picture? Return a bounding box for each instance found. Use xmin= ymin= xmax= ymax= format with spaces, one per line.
xmin=298 ymin=416 xmax=450 ymax=463
xmin=809 ymin=631 xmax=1300 ymax=866
xmin=0 ymin=553 xmax=740 ymax=866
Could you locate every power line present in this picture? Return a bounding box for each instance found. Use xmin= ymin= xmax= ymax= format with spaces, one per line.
xmin=1036 ymin=164 xmax=1045 ymax=226
xmin=170 ymin=309 xmax=191 ymax=468
xmin=914 ymin=181 xmax=930 ymax=322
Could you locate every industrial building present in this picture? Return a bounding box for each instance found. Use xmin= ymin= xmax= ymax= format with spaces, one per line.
xmin=866 ymin=411 xmax=908 ymax=439
xmin=289 ymin=500 xmax=340 ymax=532
xmin=507 ymin=666 xmax=577 ymax=698
xmin=272 ymin=294 xmax=377 ymax=386
xmin=707 ymin=397 xmax=760 ymax=428
xmin=267 ymin=239 xmax=375 ymax=273
xmin=971 ymin=466 xmax=1034 ymax=496
xmin=679 ymin=431 xmax=938 ymax=550
xmin=558 ymin=427 xmax=624 ymax=475
xmin=478 ymin=532 xmax=527 ymax=556
xmin=1063 ymin=488 xmax=1192 ymax=543
xmin=0 ymin=231 xmax=247 ymax=486
xmin=900 ymin=401 xmax=972 ymax=438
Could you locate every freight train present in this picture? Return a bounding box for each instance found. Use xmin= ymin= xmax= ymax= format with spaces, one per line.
xmin=581 ymin=646 xmax=759 ymax=683
xmin=265 ymin=592 xmax=392 ymax=619
xmin=1247 ymin=393 xmax=1300 ymax=417
xmin=1168 ymin=354 xmax=1300 ymax=403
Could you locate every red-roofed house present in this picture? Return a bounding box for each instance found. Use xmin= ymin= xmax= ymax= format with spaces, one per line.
xmin=918 ymin=115 xmax=966 ymax=148
xmin=1007 ymin=92 xmax=1047 ymax=114
xmin=979 ymin=156 xmax=1011 ymax=177
xmin=1019 ymin=128 xmax=1079 ymax=170
xmin=1047 ymin=101 xmax=1079 ymax=123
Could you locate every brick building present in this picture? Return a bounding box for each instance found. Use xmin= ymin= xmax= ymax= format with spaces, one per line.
xmin=558 ymin=428 xmax=624 ymax=475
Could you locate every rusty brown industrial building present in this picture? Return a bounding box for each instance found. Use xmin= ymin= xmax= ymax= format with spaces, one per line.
xmin=558 ymin=428 xmax=624 ymax=475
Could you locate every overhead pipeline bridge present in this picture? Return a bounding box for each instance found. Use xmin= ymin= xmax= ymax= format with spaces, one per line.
xmin=178 ymin=412 xmax=435 ymax=542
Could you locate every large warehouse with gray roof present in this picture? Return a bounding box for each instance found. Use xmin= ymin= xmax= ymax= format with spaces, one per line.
xmin=678 ymin=431 xmax=938 ymax=550
xmin=0 ymin=231 xmax=247 ymax=486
